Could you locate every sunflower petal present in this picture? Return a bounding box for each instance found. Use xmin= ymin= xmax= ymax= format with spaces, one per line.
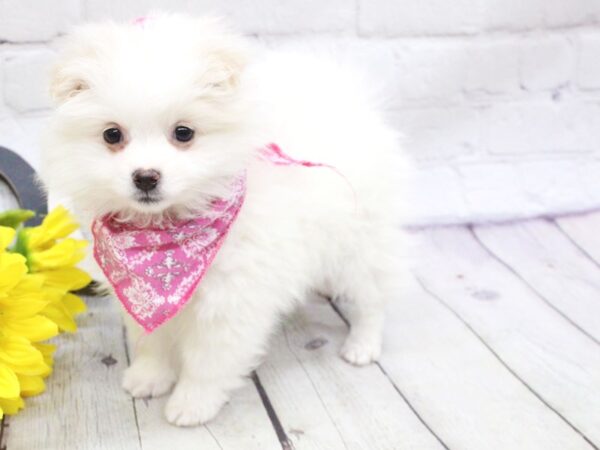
xmin=0 ymin=336 xmax=49 ymax=376
xmin=0 ymin=396 xmax=24 ymax=415
xmin=30 ymin=239 xmax=88 ymax=271
xmin=32 ymin=345 xmax=54 ymax=377
xmin=0 ymin=291 xmax=49 ymax=318
xmin=33 ymin=343 xmax=56 ymax=368
xmin=42 ymin=267 xmax=92 ymax=291
xmin=63 ymin=293 xmax=87 ymax=315
xmin=27 ymin=206 xmax=79 ymax=249
xmin=0 ymin=252 xmax=27 ymax=294
xmin=17 ymin=374 xmax=46 ymax=397
xmin=0 ymin=364 xmax=19 ymax=398
xmin=2 ymin=316 xmax=59 ymax=342
xmin=41 ymin=300 xmax=77 ymax=333
xmin=10 ymin=273 xmax=46 ymax=296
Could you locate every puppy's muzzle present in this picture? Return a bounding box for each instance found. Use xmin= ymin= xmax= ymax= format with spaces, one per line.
xmin=132 ymin=169 xmax=161 ymax=192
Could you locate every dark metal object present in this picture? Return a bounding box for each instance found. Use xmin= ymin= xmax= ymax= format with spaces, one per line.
xmin=0 ymin=146 xmax=47 ymax=225
xmin=73 ymin=280 xmax=105 ymax=297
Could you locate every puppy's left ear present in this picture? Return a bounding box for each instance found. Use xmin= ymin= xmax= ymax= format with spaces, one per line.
xmin=194 ymin=17 xmax=249 ymax=96
xmin=204 ymin=44 xmax=248 ymax=94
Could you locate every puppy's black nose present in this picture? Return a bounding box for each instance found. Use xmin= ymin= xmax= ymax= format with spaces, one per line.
xmin=132 ymin=169 xmax=161 ymax=192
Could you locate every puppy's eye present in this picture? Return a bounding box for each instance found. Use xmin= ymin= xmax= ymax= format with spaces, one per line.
xmin=103 ymin=127 xmax=123 ymax=145
xmin=173 ymin=126 xmax=194 ymax=143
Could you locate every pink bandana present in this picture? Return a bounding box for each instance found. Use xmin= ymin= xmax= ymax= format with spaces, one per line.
xmin=93 ymin=144 xmax=333 ymax=332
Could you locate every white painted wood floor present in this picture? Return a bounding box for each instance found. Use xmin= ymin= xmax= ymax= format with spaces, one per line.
xmin=4 ymin=213 xmax=600 ymax=450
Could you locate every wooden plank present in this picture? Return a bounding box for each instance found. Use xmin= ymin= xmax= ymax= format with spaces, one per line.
xmin=556 ymin=212 xmax=600 ymax=265
xmin=474 ymin=220 xmax=600 ymax=343
xmin=133 ymin=379 xmax=282 ymax=450
xmin=257 ymin=295 xmax=445 ymax=450
xmin=414 ymin=227 xmax=600 ymax=447
xmin=378 ymin=271 xmax=593 ymax=450
xmin=7 ymin=297 xmax=141 ymax=450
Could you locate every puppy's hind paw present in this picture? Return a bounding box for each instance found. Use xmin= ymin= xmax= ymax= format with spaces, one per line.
xmin=340 ymin=336 xmax=381 ymax=366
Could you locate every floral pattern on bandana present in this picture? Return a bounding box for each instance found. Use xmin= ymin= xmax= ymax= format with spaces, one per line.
xmin=92 ymin=176 xmax=247 ymax=332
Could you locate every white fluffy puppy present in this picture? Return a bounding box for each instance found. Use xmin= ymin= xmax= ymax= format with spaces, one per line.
xmin=41 ymin=14 xmax=407 ymax=426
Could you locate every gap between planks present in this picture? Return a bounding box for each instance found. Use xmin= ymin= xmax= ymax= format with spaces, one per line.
xmin=251 ymin=372 xmax=292 ymax=449
xmin=121 ymin=325 xmax=143 ymax=450
xmin=0 ymin=418 xmax=7 ymax=450
xmin=554 ymin=217 xmax=600 ymax=270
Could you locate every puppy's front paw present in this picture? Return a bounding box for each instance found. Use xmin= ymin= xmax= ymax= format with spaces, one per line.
xmin=122 ymin=358 xmax=176 ymax=398
xmin=340 ymin=336 xmax=381 ymax=366
xmin=165 ymin=383 xmax=228 ymax=427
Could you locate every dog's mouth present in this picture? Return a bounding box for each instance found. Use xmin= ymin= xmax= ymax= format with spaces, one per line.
xmin=134 ymin=192 xmax=163 ymax=205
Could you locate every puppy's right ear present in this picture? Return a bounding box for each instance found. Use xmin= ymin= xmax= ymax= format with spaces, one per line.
xmin=49 ymin=23 xmax=115 ymax=104
xmin=49 ymin=63 xmax=89 ymax=104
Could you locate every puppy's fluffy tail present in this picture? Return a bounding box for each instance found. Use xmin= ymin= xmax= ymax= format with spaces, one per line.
xmin=244 ymin=42 xmax=412 ymax=225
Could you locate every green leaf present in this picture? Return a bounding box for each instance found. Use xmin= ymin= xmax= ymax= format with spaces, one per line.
xmin=0 ymin=209 xmax=35 ymax=229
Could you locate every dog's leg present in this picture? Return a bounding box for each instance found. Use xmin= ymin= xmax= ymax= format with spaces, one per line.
xmin=164 ymin=291 xmax=280 ymax=427
xmin=121 ymin=314 xmax=177 ymax=398
xmin=333 ymin=254 xmax=401 ymax=366
xmin=337 ymin=285 xmax=385 ymax=367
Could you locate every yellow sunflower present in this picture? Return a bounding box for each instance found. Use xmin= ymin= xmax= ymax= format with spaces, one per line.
xmin=0 ymin=206 xmax=91 ymax=417
xmin=15 ymin=206 xmax=90 ymax=332
xmin=0 ymin=226 xmax=57 ymax=418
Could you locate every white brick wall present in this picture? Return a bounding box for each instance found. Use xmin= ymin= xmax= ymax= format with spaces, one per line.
xmin=578 ymin=32 xmax=600 ymax=90
xmin=0 ymin=0 xmax=81 ymax=42
xmin=1 ymin=0 xmax=600 ymax=225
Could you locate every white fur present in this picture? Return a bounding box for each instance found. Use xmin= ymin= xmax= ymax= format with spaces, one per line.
xmin=41 ymin=13 xmax=408 ymax=426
